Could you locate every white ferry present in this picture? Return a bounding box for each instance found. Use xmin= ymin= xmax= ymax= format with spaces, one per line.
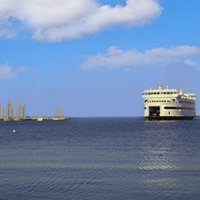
xmin=142 ymin=83 xmax=196 ymax=120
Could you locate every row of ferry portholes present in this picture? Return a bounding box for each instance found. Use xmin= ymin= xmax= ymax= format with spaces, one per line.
xmin=142 ymin=92 xmax=196 ymax=98
xmin=142 ymin=92 xmax=177 ymax=95
xmin=144 ymin=99 xmax=176 ymax=103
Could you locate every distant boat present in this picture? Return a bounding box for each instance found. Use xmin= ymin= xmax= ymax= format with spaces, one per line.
xmin=53 ymin=116 xmax=68 ymax=121
xmin=14 ymin=118 xmax=22 ymax=121
xmin=23 ymin=116 xmax=31 ymax=121
xmin=59 ymin=116 xmax=68 ymax=120
xmin=3 ymin=118 xmax=13 ymax=122
xmin=37 ymin=117 xmax=43 ymax=121
xmin=53 ymin=117 xmax=60 ymax=121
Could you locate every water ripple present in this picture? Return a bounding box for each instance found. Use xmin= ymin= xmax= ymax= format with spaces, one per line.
xmin=1 ymin=118 xmax=200 ymax=200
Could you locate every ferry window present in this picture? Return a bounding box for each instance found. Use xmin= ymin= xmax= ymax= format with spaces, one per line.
xmin=148 ymin=93 xmax=150 ymax=95
xmin=161 ymin=92 xmax=164 ymax=94
xmin=167 ymin=92 xmax=170 ymax=94
xmin=144 ymin=107 xmax=146 ymax=110
xmin=157 ymin=92 xmax=159 ymax=95
xmin=164 ymin=92 xmax=166 ymax=94
xmin=154 ymin=93 xmax=156 ymax=95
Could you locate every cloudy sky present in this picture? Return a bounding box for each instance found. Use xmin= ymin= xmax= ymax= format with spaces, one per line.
xmin=0 ymin=0 xmax=200 ymax=117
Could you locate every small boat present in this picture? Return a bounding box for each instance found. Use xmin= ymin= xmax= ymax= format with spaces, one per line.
xmin=3 ymin=118 xmax=13 ymax=122
xmin=37 ymin=117 xmax=43 ymax=121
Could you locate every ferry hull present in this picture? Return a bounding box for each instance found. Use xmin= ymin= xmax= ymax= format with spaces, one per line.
xmin=146 ymin=116 xmax=195 ymax=120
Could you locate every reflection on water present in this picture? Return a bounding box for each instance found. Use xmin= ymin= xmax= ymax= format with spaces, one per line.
xmin=0 ymin=118 xmax=200 ymax=200
xmin=139 ymin=119 xmax=200 ymax=199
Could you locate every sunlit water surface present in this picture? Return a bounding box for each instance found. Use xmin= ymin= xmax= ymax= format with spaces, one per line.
xmin=1 ymin=118 xmax=200 ymax=200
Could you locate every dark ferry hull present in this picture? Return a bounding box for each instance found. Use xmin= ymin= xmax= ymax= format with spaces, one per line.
xmin=146 ymin=116 xmax=195 ymax=120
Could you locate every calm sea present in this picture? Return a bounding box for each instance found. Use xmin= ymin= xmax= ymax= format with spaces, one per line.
xmin=1 ymin=117 xmax=200 ymax=200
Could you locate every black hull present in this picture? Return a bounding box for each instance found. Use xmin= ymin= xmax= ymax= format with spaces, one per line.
xmin=146 ymin=116 xmax=195 ymax=120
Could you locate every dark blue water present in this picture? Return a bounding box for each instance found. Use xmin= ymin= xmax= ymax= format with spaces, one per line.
xmin=1 ymin=117 xmax=200 ymax=200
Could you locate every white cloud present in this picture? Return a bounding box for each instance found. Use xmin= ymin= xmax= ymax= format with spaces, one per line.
xmin=183 ymin=59 xmax=197 ymax=66
xmin=0 ymin=0 xmax=162 ymax=42
xmin=0 ymin=64 xmax=27 ymax=80
xmin=0 ymin=28 xmax=17 ymax=38
xmin=0 ymin=65 xmax=17 ymax=80
xmin=80 ymin=45 xmax=200 ymax=71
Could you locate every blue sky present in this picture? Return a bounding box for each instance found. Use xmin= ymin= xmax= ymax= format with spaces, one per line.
xmin=0 ymin=0 xmax=200 ymax=117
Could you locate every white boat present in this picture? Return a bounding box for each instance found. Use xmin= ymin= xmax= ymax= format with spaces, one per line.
xmin=53 ymin=117 xmax=68 ymax=121
xmin=37 ymin=117 xmax=43 ymax=121
xmin=142 ymin=83 xmax=196 ymax=120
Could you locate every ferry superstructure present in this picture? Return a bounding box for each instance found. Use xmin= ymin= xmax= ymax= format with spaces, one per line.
xmin=142 ymin=84 xmax=196 ymax=120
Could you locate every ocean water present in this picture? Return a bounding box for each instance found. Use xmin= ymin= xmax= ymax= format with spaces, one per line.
xmin=1 ymin=117 xmax=200 ymax=200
